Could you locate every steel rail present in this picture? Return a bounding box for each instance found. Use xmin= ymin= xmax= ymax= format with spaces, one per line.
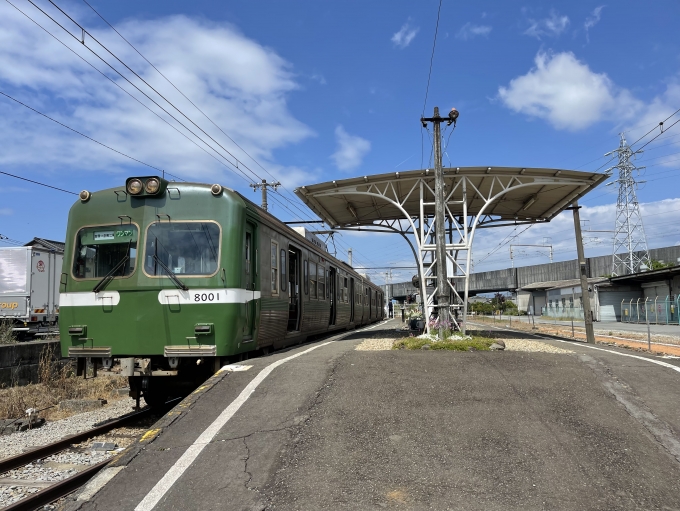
xmin=0 ymin=407 xmax=151 ymax=474
xmin=2 ymin=459 xmax=110 ymax=511
xmin=0 ymin=396 xmax=183 ymax=510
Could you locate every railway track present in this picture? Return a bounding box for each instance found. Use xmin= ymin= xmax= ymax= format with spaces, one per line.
xmin=0 ymin=399 xmax=180 ymax=511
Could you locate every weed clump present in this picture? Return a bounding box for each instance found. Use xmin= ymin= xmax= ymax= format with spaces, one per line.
xmin=393 ymin=336 xmax=495 ymax=351
xmin=0 ymin=320 xmax=17 ymax=345
xmin=0 ymin=344 xmax=127 ymax=420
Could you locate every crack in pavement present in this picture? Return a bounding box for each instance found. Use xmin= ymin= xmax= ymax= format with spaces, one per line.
xmin=579 ymin=353 xmax=680 ymax=464
xmin=243 ymin=436 xmax=253 ymax=489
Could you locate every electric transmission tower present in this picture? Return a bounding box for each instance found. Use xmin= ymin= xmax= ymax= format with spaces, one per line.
xmin=606 ymin=133 xmax=651 ymax=276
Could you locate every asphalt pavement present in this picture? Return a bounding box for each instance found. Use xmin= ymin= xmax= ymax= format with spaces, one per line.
xmin=64 ymin=319 xmax=680 ymax=511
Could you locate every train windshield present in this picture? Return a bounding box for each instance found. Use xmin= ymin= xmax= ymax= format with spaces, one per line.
xmin=72 ymin=225 xmax=138 ymax=279
xmin=144 ymin=222 xmax=220 ymax=276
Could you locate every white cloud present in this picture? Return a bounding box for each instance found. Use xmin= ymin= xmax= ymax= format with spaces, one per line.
xmin=391 ymin=20 xmax=419 ymax=49
xmin=0 ymin=6 xmax=315 ymax=190
xmin=0 ymin=208 xmax=12 ymax=216
xmin=309 ymin=73 xmax=327 ymax=85
xmin=584 ymin=6 xmax=605 ymax=42
xmin=524 ymin=10 xmax=570 ymax=39
xmin=331 ymin=126 xmax=371 ymax=171
xmin=585 ymin=6 xmax=605 ymax=31
xmin=498 ymin=51 xmax=642 ymax=131
xmin=456 ymin=22 xmax=492 ymax=40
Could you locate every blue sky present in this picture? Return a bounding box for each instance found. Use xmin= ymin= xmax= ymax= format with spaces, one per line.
xmin=1 ymin=0 xmax=679 ymax=283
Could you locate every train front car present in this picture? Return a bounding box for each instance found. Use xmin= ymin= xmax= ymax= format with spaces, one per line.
xmin=59 ymin=177 xmax=250 ymax=406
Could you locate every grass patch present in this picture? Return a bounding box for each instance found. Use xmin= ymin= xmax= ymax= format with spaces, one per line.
xmin=0 ymin=320 xmax=17 ymax=345
xmin=393 ymin=336 xmax=496 ymax=351
xmin=0 ymin=344 xmax=128 ymax=421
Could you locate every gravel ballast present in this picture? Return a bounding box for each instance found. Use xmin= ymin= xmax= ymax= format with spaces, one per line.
xmin=0 ymin=397 xmax=137 ymax=459
xmin=0 ymin=397 xmax=139 ymax=508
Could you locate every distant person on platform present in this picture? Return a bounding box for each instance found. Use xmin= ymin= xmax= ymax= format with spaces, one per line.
xmin=388 ymin=301 xmax=393 ymax=318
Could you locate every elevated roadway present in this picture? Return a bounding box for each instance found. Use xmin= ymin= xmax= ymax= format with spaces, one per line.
xmin=388 ymin=245 xmax=680 ymax=298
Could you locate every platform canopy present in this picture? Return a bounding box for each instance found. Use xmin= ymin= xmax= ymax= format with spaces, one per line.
xmin=294 ymin=166 xmax=606 ymax=334
xmin=294 ymin=166 xmax=605 ymax=231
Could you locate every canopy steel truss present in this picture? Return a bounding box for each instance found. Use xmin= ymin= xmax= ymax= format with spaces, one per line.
xmin=295 ymin=167 xmax=606 ymax=334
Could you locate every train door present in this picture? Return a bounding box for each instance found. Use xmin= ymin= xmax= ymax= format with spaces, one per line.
xmin=365 ymin=288 xmax=369 ymax=322
xmin=244 ymin=222 xmax=257 ymax=339
xmin=368 ymin=288 xmax=372 ymax=318
xmin=329 ymin=267 xmax=337 ymax=325
xmin=349 ymin=278 xmax=355 ymax=323
xmin=287 ymin=246 xmax=301 ymax=331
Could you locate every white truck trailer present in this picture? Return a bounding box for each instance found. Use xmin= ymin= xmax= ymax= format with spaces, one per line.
xmin=0 ymin=246 xmax=62 ymax=337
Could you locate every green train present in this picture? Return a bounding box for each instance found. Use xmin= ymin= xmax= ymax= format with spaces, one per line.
xmin=59 ymin=176 xmax=384 ymax=406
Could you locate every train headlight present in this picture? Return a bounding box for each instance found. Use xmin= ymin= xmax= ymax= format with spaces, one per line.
xmin=127 ymin=179 xmax=143 ymax=195
xmin=211 ymin=184 xmax=223 ymax=196
xmin=79 ymin=190 xmax=91 ymax=202
xmin=145 ymin=178 xmax=160 ymax=194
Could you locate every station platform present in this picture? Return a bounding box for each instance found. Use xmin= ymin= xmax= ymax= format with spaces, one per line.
xmin=64 ymin=319 xmax=680 ymax=510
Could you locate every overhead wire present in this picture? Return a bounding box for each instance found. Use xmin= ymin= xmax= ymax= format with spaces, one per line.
xmin=79 ymin=0 xmax=319 ymax=218
xmin=3 ymin=0 xmax=252 ymax=184
xmin=25 ymin=0 xmax=257 ymax=185
xmin=421 ymin=0 xmax=442 ymax=116
xmin=0 ymin=91 xmax=174 ymax=181
xmin=45 ymin=0 xmax=261 ymax=181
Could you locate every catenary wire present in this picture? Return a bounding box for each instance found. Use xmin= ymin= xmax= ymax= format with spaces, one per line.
xmin=25 ymin=0 xmax=257 ymax=185
xmin=421 ymin=0 xmax=442 ymax=116
xmin=3 ymin=0 xmax=264 ymax=185
xmin=79 ymin=0 xmax=315 ymax=215
xmin=0 ymin=91 xmax=174 ymax=181
xmin=46 ymin=0 xmax=262 ymax=182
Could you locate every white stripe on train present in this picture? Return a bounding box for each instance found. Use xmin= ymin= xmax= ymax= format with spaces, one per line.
xmin=59 ymin=289 xmax=261 ymax=307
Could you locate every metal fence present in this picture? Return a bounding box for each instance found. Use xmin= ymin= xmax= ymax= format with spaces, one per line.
xmin=621 ymin=296 xmax=680 ymax=325
xmin=541 ymin=304 xmax=585 ymax=320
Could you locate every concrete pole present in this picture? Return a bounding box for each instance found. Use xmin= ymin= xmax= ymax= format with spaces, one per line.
xmin=261 ymin=179 xmax=268 ymax=212
xmin=432 ymin=107 xmax=450 ymax=340
xmin=348 ymin=248 xmax=353 ymax=267
xmin=570 ymin=201 xmax=596 ymax=343
xmin=250 ymin=179 xmax=281 ymax=212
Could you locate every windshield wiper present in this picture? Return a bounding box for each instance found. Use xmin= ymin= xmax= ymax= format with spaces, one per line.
xmin=93 ymin=241 xmax=131 ymax=293
xmin=153 ymin=254 xmax=189 ymax=291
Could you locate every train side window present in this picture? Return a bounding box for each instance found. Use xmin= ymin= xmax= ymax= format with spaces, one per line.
xmin=271 ymin=241 xmax=279 ymax=295
xmin=343 ymin=277 xmax=348 ymax=303
xmin=326 ymin=269 xmax=329 ymax=298
xmin=245 ymin=232 xmax=251 ymax=275
xmin=309 ymin=261 xmax=317 ymax=299
xmin=280 ymin=249 xmax=287 ymax=293
xmin=318 ymin=265 xmax=325 ymax=300
xmin=303 ymin=260 xmax=308 ymax=295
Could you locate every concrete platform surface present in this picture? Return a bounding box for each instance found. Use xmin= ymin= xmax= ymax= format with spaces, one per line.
xmin=64 ymin=320 xmax=680 ymax=511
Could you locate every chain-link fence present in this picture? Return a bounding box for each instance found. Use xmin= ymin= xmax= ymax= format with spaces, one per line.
xmin=621 ymin=296 xmax=680 ymax=325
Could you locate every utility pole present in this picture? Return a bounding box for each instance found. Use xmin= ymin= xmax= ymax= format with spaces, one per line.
xmin=569 ymin=201 xmax=595 ymax=344
xmin=348 ymin=248 xmax=353 ymax=267
xmin=250 ymin=179 xmax=281 ymax=212
xmin=421 ymin=106 xmax=457 ymax=339
xmin=606 ymin=133 xmax=651 ymax=275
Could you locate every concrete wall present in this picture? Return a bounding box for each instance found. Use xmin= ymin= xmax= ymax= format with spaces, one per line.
xmin=0 ymin=340 xmax=60 ymax=386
